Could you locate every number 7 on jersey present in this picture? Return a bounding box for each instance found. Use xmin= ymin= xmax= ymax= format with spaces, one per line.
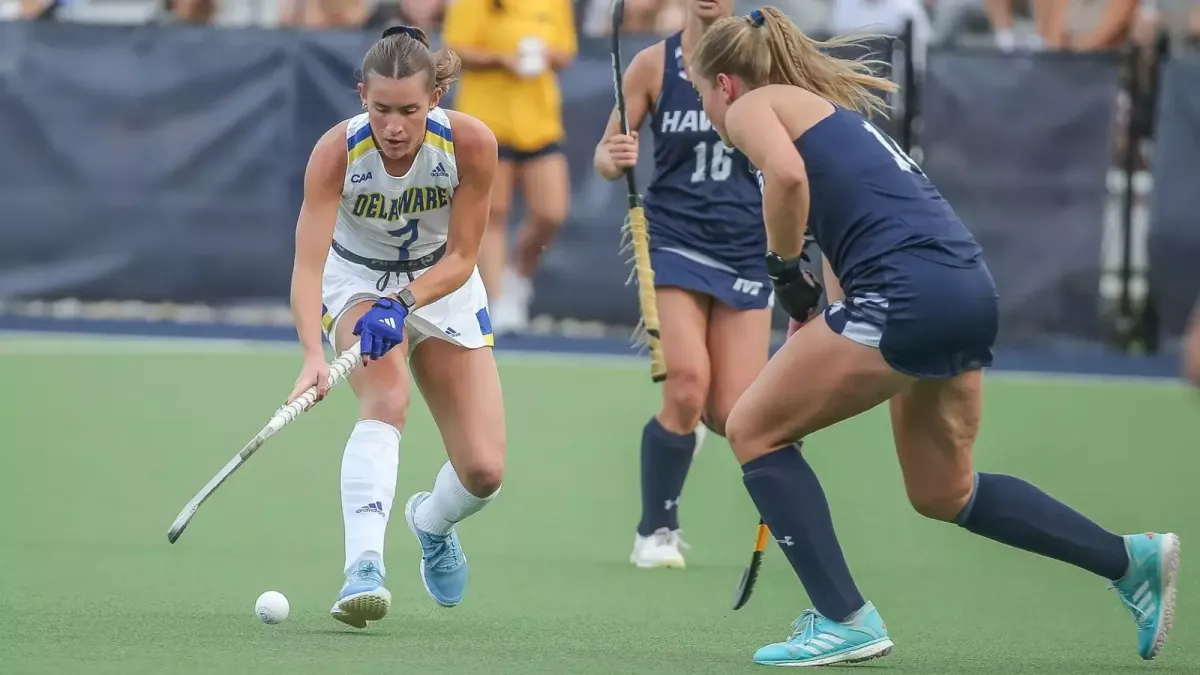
xmin=388 ymin=218 xmax=420 ymax=260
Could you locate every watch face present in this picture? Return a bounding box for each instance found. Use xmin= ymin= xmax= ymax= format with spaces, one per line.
xmin=765 ymin=253 xmax=785 ymax=274
xmin=399 ymin=290 xmax=415 ymax=307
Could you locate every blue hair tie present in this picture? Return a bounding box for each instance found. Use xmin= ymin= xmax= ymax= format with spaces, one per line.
xmin=748 ymin=9 xmax=765 ymax=27
xmin=382 ymin=25 xmax=422 ymax=40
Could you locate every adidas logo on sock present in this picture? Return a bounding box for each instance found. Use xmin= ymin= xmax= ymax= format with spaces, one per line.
xmin=430 ymin=162 xmax=448 ymax=178
xmin=356 ymin=501 xmax=386 ymax=516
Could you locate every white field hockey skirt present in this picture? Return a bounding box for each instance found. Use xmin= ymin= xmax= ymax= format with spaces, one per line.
xmin=320 ymin=249 xmax=494 ymax=351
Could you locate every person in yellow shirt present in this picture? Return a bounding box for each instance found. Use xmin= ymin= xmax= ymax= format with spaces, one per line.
xmin=442 ymin=0 xmax=578 ymax=333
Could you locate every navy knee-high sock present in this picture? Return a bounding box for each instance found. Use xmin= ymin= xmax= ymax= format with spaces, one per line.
xmin=637 ymin=417 xmax=696 ymax=536
xmin=956 ymin=472 xmax=1130 ymax=580
xmin=742 ymin=445 xmax=865 ymax=622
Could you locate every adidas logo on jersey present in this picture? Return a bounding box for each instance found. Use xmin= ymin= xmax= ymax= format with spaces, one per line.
xmin=430 ymin=162 xmax=448 ymax=178
xmin=356 ymin=501 xmax=385 ymax=516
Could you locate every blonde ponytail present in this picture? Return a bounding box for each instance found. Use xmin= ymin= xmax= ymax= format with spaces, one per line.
xmin=692 ymin=6 xmax=897 ymax=118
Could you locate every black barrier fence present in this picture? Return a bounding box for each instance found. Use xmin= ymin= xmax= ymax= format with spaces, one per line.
xmin=0 ymin=21 xmax=1196 ymax=350
xmin=1148 ymin=54 xmax=1200 ymax=342
xmin=919 ymin=49 xmax=1121 ymax=346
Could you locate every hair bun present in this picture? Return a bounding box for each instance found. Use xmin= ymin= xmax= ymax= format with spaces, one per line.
xmin=381 ymin=24 xmax=430 ymax=48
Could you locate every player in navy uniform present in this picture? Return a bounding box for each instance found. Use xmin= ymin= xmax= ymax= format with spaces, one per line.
xmin=688 ymin=6 xmax=1180 ymax=667
xmin=594 ymin=0 xmax=771 ymax=569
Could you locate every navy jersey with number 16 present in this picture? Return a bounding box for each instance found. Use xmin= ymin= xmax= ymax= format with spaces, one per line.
xmin=641 ymin=33 xmax=766 ymax=276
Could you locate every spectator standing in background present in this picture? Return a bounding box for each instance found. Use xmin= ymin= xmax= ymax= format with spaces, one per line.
xmin=397 ymin=0 xmax=446 ymax=30
xmin=280 ymin=0 xmax=369 ymax=28
xmin=157 ymin=0 xmax=216 ymax=24
xmin=828 ymin=0 xmax=932 ymax=66
xmin=984 ymin=0 xmax=1064 ymax=49
xmin=1063 ymin=0 xmax=1139 ymax=51
xmin=363 ymin=0 xmax=446 ymax=32
xmin=1134 ymin=0 xmax=1200 ymax=52
xmin=983 ymin=0 xmax=1140 ymax=51
xmin=442 ymin=0 xmax=578 ymax=334
xmin=2 ymin=0 xmax=63 ymax=20
xmin=581 ymin=0 xmax=683 ymax=36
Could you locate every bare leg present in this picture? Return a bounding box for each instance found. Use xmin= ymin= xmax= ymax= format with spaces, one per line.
xmin=631 ymin=288 xmax=711 ymax=568
xmin=891 ymin=371 xmax=1176 ymax=660
xmin=703 ymin=301 xmax=771 ymax=436
xmin=402 ymin=337 xmax=506 ymax=607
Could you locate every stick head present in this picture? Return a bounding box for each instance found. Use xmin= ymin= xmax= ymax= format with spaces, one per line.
xmin=166 ymin=505 xmax=198 ymax=544
xmin=731 ymin=550 xmax=763 ymax=610
xmin=732 ymin=522 xmax=770 ymax=609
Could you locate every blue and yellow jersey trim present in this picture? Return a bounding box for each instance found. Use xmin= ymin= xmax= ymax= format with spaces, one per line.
xmin=346 ymin=115 xmax=453 ymax=164
xmin=347 ymin=122 xmax=375 ymax=165
xmin=424 ymin=117 xmax=454 ymax=156
xmin=476 ymin=307 xmax=494 ymax=347
xmin=321 ymin=303 xmax=335 ymax=338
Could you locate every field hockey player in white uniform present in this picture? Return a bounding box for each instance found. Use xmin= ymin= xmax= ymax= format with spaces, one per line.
xmin=286 ymin=25 xmax=502 ymax=629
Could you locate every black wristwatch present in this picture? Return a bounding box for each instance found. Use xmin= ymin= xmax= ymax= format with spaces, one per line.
xmin=395 ymin=289 xmax=416 ymax=310
xmin=765 ymin=251 xmax=802 ymax=282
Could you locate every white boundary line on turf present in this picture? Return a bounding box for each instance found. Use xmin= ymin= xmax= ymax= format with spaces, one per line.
xmin=983 ymin=370 xmax=1182 ymax=388
xmin=0 ymin=330 xmax=1185 ymax=388
xmin=0 ymin=332 xmax=298 ymax=355
xmin=0 ymin=330 xmax=649 ymax=368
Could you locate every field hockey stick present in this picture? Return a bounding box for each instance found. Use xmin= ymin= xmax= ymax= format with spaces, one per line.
xmin=610 ymin=0 xmax=666 ymax=383
xmin=732 ymin=519 xmax=770 ymax=610
xmin=166 ymin=343 xmax=363 ymax=544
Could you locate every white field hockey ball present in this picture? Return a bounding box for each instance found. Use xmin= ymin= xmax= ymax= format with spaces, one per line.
xmin=255 ymin=590 xmax=290 ymax=624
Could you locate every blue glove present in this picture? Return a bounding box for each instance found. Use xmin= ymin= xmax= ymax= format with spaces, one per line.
xmin=353 ymin=297 xmax=409 ymax=360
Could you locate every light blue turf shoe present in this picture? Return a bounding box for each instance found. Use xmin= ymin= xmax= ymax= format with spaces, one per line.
xmin=753 ymin=602 xmax=893 ymax=667
xmin=404 ymin=491 xmax=468 ymax=607
xmin=1112 ymin=532 xmax=1180 ymax=660
xmin=330 ymin=559 xmax=391 ymax=629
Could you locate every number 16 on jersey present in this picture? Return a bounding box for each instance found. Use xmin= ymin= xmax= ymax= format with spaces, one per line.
xmin=691 ymin=141 xmax=733 ymax=183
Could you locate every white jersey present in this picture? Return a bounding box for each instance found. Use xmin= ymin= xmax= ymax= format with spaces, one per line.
xmin=334 ymin=108 xmax=459 ymax=262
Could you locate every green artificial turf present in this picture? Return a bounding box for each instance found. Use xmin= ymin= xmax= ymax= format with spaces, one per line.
xmin=0 ymin=335 xmax=1195 ymax=674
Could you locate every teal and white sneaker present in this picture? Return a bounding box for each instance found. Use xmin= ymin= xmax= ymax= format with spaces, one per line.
xmin=1112 ymin=532 xmax=1180 ymax=660
xmin=330 ymin=559 xmax=391 ymax=629
xmin=404 ymin=491 xmax=468 ymax=607
xmin=752 ymin=602 xmax=893 ymax=667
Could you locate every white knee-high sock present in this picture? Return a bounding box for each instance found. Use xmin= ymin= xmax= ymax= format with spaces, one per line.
xmin=341 ymin=420 xmax=400 ymax=575
xmin=413 ymin=461 xmax=498 ymax=535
